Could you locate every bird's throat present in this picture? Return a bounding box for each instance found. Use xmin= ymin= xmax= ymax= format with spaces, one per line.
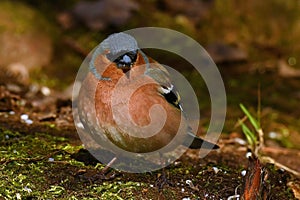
xmin=121 ymin=67 xmax=131 ymax=74
xmin=119 ymin=66 xmax=131 ymax=78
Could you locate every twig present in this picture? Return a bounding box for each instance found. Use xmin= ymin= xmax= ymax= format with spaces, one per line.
xmin=254 ymin=128 xmax=264 ymax=158
xmin=0 ymin=150 xmax=62 ymax=166
xmin=261 ymin=156 xmax=300 ymax=178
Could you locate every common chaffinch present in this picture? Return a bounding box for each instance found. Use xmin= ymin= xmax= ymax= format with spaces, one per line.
xmin=77 ymin=32 xmax=218 ymax=157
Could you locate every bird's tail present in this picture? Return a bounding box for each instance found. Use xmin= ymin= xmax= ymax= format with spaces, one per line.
xmin=183 ymin=132 xmax=219 ymax=149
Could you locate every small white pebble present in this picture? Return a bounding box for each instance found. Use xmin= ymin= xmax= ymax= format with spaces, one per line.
xmin=9 ymin=111 xmax=15 ymax=115
xmin=205 ymin=193 xmax=209 ymax=197
xmin=24 ymin=186 xmax=32 ymax=193
xmin=279 ymin=168 xmax=285 ymax=173
xmin=20 ymin=114 xmax=29 ymax=120
xmin=181 ymin=188 xmax=185 ymax=192
xmin=241 ymin=170 xmax=247 ymax=176
xmin=16 ymin=193 xmax=21 ymax=200
xmin=5 ymin=135 xmax=9 ymax=139
xmin=268 ymin=131 xmax=279 ymax=139
xmin=41 ymin=86 xmax=51 ymax=96
xmin=48 ymin=158 xmax=55 ymax=162
xmin=212 ymin=167 xmax=220 ymax=174
xmin=246 ymin=152 xmax=252 ymax=158
xmin=185 ymin=179 xmax=192 ymax=185
xmin=13 ymin=150 xmax=17 ymax=153
xmin=174 ymin=161 xmax=180 ymax=166
xmin=149 ymin=184 xmax=154 ymax=187
xmin=234 ymin=138 xmax=247 ymax=145
xmin=25 ymin=119 xmax=33 ymax=125
xmin=182 ymin=197 xmax=190 ymax=200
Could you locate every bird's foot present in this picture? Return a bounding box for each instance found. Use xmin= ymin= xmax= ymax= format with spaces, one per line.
xmin=74 ymin=157 xmax=118 ymax=182
xmin=95 ymin=170 xmax=117 ymax=180
xmin=155 ymin=171 xmax=174 ymax=191
xmin=75 ymin=168 xmax=117 ymax=183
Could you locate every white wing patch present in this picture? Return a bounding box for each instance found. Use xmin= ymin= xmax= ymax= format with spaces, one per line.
xmin=160 ymin=84 xmax=174 ymax=94
xmin=178 ymin=104 xmax=184 ymax=112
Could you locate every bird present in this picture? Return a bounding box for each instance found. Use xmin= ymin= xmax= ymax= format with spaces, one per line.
xmin=77 ymin=32 xmax=219 ymax=171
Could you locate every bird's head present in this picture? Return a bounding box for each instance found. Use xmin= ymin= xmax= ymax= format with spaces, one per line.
xmin=101 ymin=33 xmax=139 ymax=73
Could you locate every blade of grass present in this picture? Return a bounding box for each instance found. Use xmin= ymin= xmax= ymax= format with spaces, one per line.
xmin=240 ymin=121 xmax=257 ymax=148
xmin=240 ymin=104 xmax=260 ymax=130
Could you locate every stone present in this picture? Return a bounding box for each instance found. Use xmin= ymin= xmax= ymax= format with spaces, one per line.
xmin=0 ymin=1 xmax=53 ymax=71
xmin=70 ymin=0 xmax=139 ymax=30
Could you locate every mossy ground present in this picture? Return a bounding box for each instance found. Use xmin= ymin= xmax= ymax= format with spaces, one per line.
xmin=0 ymin=118 xmax=297 ymax=199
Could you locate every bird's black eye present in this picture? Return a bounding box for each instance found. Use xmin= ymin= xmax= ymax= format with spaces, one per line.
xmin=107 ymin=50 xmax=138 ymax=68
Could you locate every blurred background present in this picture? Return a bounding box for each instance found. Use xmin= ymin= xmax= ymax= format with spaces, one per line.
xmin=0 ymin=0 xmax=300 ymax=148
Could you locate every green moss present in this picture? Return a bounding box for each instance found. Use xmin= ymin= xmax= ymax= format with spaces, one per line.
xmin=0 ymin=127 xmax=150 ymax=199
xmin=0 ymin=128 xmax=83 ymax=199
xmin=90 ymin=181 xmax=145 ymax=200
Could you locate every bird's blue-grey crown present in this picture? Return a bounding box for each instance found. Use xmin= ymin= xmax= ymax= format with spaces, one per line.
xmin=100 ymin=32 xmax=138 ymax=56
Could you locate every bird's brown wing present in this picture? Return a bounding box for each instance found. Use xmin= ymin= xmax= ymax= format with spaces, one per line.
xmin=143 ymin=61 xmax=219 ymax=149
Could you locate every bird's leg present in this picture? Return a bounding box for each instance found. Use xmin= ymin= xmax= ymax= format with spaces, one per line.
xmin=155 ymin=153 xmax=174 ymax=190
xmin=90 ymin=156 xmax=118 ymax=181
xmin=75 ymin=156 xmax=118 ymax=182
xmin=100 ymin=156 xmax=117 ymax=175
xmin=155 ymin=168 xmax=175 ymax=191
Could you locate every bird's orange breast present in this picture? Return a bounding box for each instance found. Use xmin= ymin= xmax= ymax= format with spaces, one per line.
xmin=80 ymin=53 xmax=187 ymax=153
